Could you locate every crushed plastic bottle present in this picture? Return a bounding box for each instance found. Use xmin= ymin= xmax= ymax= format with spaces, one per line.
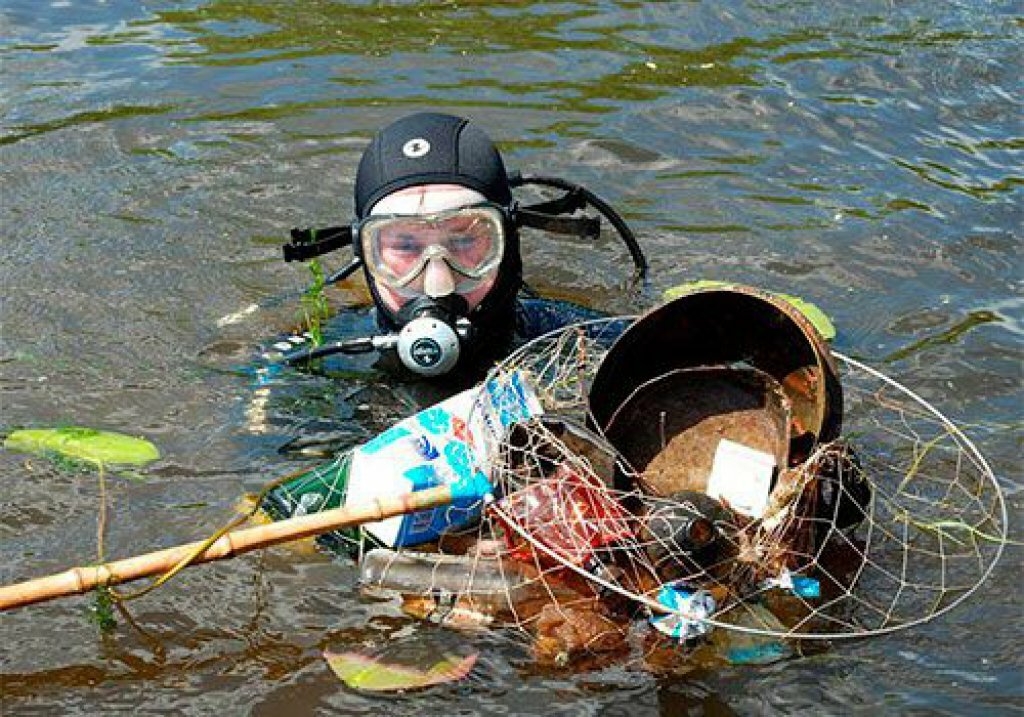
xmin=649 ymin=582 xmax=716 ymax=642
xmin=359 ymin=548 xmax=581 ymax=618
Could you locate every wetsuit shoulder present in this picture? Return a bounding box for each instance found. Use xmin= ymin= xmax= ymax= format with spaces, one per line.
xmin=514 ymin=296 xmax=609 ymax=342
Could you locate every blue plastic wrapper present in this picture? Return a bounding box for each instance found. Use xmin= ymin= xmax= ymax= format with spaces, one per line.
xmin=650 ymin=583 xmax=716 ymax=642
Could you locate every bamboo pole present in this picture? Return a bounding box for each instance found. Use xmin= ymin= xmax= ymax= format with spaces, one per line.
xmin=0 ymin=484 xmax=454 ymax=612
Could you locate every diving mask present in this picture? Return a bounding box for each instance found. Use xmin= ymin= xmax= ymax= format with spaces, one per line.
xmin=358 ymin=203 xmax=506 ymax=295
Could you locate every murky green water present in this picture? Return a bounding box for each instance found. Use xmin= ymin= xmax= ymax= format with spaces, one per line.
xmin=1 ymin=2 xmax=1020 ymax=714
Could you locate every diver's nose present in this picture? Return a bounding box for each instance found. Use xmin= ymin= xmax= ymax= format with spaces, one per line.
xmin=423 ymin=257 xmax=456 ymax=298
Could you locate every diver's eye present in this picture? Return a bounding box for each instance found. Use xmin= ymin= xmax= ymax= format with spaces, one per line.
xmin=448 ymin=235 xmax=480 ymax=253
xmin=386 ymin=234 xmax=425 ymax=255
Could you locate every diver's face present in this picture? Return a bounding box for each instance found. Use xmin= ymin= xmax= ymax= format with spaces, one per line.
xmin=368 ymin=185 xmax=500 ymax=315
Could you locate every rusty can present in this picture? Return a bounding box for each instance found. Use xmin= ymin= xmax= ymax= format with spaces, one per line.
xmin=588 ymin=286 xmax=842 ymax=501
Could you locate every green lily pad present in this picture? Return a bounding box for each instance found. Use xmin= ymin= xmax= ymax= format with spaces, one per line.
xmin=4 ymin=427 xmax=160 ymax=467
xmin=663 ymin=281 xmax=837 ymax=341
xmin=324 ymin=649 xmax=477 ymax=692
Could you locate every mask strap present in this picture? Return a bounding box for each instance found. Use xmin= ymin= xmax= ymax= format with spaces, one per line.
xmin=516 ymin=186 xmax=599 ymax=237
xmin=282 ymin=225 xmax=353 ymax=262
xmin=522 ymin=186 xmax=588 ymax=216
xmin=511 ymin=174 xmax=648 ymax=280
xmin=517 ymin=208 xmax=601 ymax=238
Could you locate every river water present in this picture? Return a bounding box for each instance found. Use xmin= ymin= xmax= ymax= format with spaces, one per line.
xmin=1 ymin=2 xmax=1020 ymax=715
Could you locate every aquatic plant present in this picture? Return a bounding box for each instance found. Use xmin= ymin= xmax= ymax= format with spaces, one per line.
xmin=299 ymin=256 xmax=330 ymax=347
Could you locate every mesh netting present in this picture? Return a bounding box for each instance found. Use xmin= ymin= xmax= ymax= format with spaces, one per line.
xmin=356 ymin=318 xmax=1007 ymax=666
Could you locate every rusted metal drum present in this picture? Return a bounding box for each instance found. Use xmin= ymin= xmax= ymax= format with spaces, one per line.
xmin=588 ymin=286 xmax=842 ymax=499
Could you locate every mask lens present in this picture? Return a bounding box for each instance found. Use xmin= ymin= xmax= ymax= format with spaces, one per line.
xmin=361 ymin=204 xmax=505 ymax=291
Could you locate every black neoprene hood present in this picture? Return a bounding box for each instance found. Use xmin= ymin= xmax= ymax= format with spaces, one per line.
xmin=354 ymin=112 xmax=513 ymax=218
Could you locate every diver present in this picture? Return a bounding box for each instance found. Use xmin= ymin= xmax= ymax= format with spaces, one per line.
xmin=274 ymin=111 xmax=647 ymax=384
xmin=257 ymin=112 xmax=646 ymax=549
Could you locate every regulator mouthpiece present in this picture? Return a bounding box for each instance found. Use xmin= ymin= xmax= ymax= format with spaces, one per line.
xmin=397 ymin=315 xmax=462 ymax=376
xmin=391 ymin=295 xmax=472 ymax=376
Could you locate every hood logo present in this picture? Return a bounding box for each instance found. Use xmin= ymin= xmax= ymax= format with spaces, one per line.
xmin=402 ymin=138 xmax=431 ymax=158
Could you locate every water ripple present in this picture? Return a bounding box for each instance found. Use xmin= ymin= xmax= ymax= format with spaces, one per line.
xmin=2 ymin=1 xmax=1021 ymax=714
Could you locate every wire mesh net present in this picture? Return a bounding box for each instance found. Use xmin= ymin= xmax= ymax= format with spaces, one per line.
xmin=357 ymin=317 xmax=1008 ymax=667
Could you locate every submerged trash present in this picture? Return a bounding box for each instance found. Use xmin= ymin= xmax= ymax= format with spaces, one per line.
xmin=359 ymin=547 xmax=584 ymax=621
xmin=650 ymin=583 xmax=716 ymax=642
xmin=358 ymin=545 xmax=630 ymax=666
xmin=531 ymin=600 xmax=629 ymax=667
xmin=639 ymin=490 xmax=730 ymax=583
xmin=712 ymin=602 xmax=794 ymax=666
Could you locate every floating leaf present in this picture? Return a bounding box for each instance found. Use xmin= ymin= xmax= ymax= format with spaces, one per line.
xmin=324 ymin=649 xmax=477 ymax=692
xmin=772 ymin=292 xmax=837 ymax=342
xmin=662 ymin=281 xmax=837 ymax=341
xmin=4 ymin=427 xmax=160 ymax=467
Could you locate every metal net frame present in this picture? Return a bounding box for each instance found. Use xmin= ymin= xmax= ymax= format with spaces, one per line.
xmin=363 ymin=318 xmax=1008 ymax=665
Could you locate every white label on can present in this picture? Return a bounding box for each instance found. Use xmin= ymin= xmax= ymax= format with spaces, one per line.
xmin=705 ymin=439 xmax=775 ymax=518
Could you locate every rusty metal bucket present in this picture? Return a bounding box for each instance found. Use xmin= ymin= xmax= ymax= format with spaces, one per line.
xmin=588 ymin=286 xmax=842 ymax=500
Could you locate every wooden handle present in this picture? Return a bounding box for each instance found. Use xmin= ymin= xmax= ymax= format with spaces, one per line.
xmin=0 ymin=484 xmax=454 ymax=611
